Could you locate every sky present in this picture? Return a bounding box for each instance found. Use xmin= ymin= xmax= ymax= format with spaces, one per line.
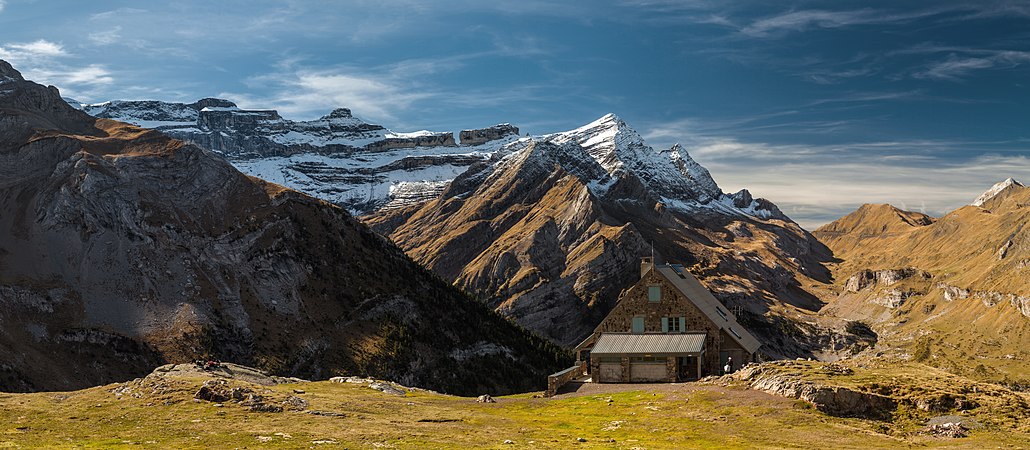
xmin=2 ymin=0 xmax=1030 ymax=229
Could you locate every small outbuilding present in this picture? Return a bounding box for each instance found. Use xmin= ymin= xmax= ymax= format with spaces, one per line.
xmin=574 ymin=257 xmax=761 ymax=383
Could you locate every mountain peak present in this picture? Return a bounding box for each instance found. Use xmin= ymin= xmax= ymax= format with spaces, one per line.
xmin=973 ymin=178 xmax=1024 ymax=207
xmin=323 ymin=108 xmax=354 ymax=119
xmin=0 ymin=59 xmax=25 ymax=84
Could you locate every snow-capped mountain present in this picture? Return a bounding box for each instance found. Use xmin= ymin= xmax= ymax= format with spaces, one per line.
xmin=367 ymin=113 xmax=831 ymax=349
xmin=72 ymin=98 xmax=521 ymax=214
xmin=543 ymin=113 xmax=782 ymax=219
xmin=74 ymin=97 xmax=778 ymax=221
xmin=972 ymin=177 xmax=1024 ymax=207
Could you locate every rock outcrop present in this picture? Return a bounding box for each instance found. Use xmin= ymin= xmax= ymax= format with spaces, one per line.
xmin=731 ymin=362 xmax=895 ymax=419
xmin=843 ymin=268 xmax=930 ymax=293
xmin=460 ymin=124 xmax=519 ymax=146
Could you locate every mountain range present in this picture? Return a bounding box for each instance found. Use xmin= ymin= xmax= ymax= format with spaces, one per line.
xmin=30 ymin=59 xmax=1030 ymax=389
xmin=72 ymin=97 xmax=522 ymax=215
xmin=0 ymin=59 xmax=566 ymax=395
xmin=78 ymin=95 xmax=847 ymax=355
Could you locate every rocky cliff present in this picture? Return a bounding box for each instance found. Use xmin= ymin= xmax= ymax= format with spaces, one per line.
xmin=0 ymin=60 xmax=567 ymax=395
xmin=366 ymin=114 xmax=838 ymax=354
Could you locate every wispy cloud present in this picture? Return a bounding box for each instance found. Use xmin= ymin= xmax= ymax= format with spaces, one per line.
xmin=88 ymin=26 xmax=123 ymax=46
xmin=912 ymin=50 xmax=1030 ymax=81
xmin=741 ymin=9 xmax=882 ymax=37
xmin=736 ymin=5 xmax=990 ymax=38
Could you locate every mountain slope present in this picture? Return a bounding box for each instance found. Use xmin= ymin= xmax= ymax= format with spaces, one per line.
xmin=0 ymin=59 xmax=566 ymax=395
xmin=813 ymin=182 xmax=1030 ymax=383
xmin=366 ymin=115 xmax=838 ymax=353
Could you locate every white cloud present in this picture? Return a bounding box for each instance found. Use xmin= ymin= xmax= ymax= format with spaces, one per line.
xmin=225 ymin=68 xmax=435 ymax=123
xmin=0 ymin=1 xmax=6 ymax=14
xmin=8 ymin=39 xmax=66 ymax=56
xmin=0 ymin=39 xmax=66 ymax=62
xmin=0 ymin=39 xmax=115 ymax=99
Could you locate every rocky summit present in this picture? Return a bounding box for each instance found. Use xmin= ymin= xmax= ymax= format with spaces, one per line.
xmin=0 ymin=60 xmax=567 ymax=395
xmin=366 ymin=113 xmax=837 ymax=354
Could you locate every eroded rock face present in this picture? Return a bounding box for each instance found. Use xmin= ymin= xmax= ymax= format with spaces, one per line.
xmin=844 ymin=268 xmax=930 ymax=293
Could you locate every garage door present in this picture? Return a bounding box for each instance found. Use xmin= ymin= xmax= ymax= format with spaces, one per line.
xmin=630 ymin=363 xmax=666 ymax=382
xmin=597 ymin=363 xmax=622 ymax=382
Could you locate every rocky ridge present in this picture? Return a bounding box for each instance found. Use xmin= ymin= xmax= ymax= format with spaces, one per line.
xmin=72 ymin=98 xmax=521 ymax=215
xmin=0 ymin=59 xmax=567 ymax=395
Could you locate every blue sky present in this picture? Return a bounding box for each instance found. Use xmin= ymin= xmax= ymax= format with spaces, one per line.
xmin=2 ymin=1 xmax=1030 ymax=228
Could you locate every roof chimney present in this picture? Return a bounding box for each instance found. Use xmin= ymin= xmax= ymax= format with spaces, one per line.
xmin=640 ymin=256 xmax=654 ymax=278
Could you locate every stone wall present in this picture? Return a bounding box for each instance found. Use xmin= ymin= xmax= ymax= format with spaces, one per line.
xmin=545 ymin=364 xmax=583 ymax=397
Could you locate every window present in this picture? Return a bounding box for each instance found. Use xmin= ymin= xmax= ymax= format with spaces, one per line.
xmin=648 ymin=285 xmax=661 ymax=302
xmin=632 ymin=316 xmax=645 ymax=333
xmin=598 ymin=357 xmax=621 ymax=363
xmin=661 ymin=316 xmax=685 ymax=332
xmin=659 ymin=317 xmax=683 ymax=331
xmin=716 ymin=307 xmax=728 ymax=320
xmin=729 ymin=327 xmax=742 ymax=339
xmin=630 ymin=356 xmax=664 ymax=363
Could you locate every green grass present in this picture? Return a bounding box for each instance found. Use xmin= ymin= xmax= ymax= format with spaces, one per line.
xmin=1 ymin=367 xmax=1028 ymax=449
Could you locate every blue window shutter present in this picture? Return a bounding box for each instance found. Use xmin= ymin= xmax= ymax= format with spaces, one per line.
xmin=661 ymin=317 xmax=669 ymax=332
xmin=679 ymin=316 xmax=686 ymax=331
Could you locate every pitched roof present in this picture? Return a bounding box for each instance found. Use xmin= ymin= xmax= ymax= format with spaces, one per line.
xmin=591 ymin=332 xmax=706 ymax=356
xmin=654 ymin=264 xmax=762 ymax=354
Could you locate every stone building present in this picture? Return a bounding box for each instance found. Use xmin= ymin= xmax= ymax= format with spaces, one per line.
xmin=574 ymin=257 xmax=761 ymax=382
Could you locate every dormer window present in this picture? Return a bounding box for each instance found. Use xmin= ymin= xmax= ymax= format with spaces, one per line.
xmin=648 ymin=285 xmax=661 ymax=302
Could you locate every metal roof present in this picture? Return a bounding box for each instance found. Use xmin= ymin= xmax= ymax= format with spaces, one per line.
xmin=590 ymin=332 xmax=707 ymax=356
xmin=654 ymin=265 xmax=762 ymax=353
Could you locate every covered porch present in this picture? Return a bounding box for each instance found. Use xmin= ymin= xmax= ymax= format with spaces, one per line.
xmin=587 ymin=332 xmax=706 ymax=383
